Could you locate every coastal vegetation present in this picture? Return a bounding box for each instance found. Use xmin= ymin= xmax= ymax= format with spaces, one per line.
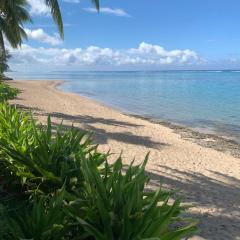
xmin=0 ymin=0 xmax=198 ymax=239
xmin=0 ymin=82 xmax=19 ymax=101
xmin=0 ymin=0 xmax=31 ymax=78
xmin=0 ymin=83 xmax=197 ymax=239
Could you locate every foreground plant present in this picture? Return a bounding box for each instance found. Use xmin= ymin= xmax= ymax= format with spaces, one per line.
xmin=0 ymin=187 xmax=70 ymax=240
xmin=0 ymin=82 xmax=19 ymax=101
xmin=0 ymin=101 xmax=198 ymax=239
xmin=0 ymin=103 xmax=107 ymax=197
xmin=66 ymin=155 xmax=197 ymax=240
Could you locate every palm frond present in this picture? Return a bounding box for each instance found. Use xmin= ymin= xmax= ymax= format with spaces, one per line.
xmin=0 ymin=0 xmax=31 ymax=48
xmin=92 ymin=0 xmax=100 ymax=11
xmin=45 ymin=0 xmax=64 ymax=38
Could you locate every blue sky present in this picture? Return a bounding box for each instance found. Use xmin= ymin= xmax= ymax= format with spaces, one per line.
xmin=9 ymin=0 xmax=240 ymax=71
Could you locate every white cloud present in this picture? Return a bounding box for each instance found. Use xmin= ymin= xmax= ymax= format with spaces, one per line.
xmin=9 ymin=42 xmax=200 ymax=70
xmin=25 ymin=28 xmax=62 ymax=46
xmin=129 ymin=42 xmax=199 ymax=64
xmin=27 ymin=0 xmax=50 ymax=16
xmin=84 ymin=7 xmax=130 ymax=17
xmin=63 ymin=0 xmax=80 ymax=3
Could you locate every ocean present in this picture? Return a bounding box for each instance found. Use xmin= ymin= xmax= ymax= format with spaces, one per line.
xmin=8 ymin=70 xmax=240 ymax=142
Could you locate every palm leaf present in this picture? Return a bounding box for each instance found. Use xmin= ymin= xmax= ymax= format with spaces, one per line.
xmin=44 ymin=0 xmax=64 ymax=38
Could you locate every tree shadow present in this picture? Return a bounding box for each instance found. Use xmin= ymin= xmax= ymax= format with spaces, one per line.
xmin=146 ymin=166 xmax=240 ymax=240
xmin=47 ymin=112 xmax=143 ymax=128
xmin=35 ymin=111 xmax=169 ymax=149
xmin=11 ymin=105 xmax=169 ymax=149
xmin=50 ymin=121 xmax=169 ymax=150
xmin=12 ymin=104 xmax=42 ymax=113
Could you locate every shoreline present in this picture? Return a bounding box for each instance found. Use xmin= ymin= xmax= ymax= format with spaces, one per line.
xmin=127 ymin=113 xmax=240 ymax=158
xmin=8 ymin=80 xmax=240 ymax=239
xmin=57 ymin=81 xmax=240 ymax=158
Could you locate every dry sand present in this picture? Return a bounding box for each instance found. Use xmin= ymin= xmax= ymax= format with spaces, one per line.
xmin=9 ymin=80 xmax=240 ymax=240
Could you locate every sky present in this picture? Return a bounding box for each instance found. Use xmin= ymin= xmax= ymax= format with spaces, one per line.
xmin=8 ymin=0 xmax=240 ymax=71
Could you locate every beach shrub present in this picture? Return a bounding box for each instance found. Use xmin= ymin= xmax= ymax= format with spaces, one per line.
xmin=66 ymin=155 xmax=197 ymax=240
xmin=0 ymin=103 xmax=107 ymax=197
xmin=0 ymin=187 xmax=70 ymax=240
xmin=0 ymin=102 xmax=198 ymax=239
xmin=0 ymin=103 xmax=36 ymax=200
xmin=0 ymin=82 xmax=19 ymax=102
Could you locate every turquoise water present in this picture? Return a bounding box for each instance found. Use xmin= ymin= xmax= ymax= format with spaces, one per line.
xmin=9 ymin=71 xmax=240 ymax=142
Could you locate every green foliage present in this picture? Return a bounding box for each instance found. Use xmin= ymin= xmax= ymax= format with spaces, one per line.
xmin=0 ymin=0 xmax=31 ymax=49
xmin=67 ymin=155 xmax=197 ymax=240
xmin=0 ymin=103 xmax=36 ymax=200
xmin=0 ymin=187 xmax=69 ymax=240
xmin=0 ymin=103 xmax=106 ymax=197
xmin=0 ymin=102 xmax=198 ymax=239
xmin=0 ymin=82 xmax=19 ymax=101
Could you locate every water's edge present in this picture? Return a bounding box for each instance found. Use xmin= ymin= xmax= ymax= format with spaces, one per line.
xmin=56 ymin=82 xmax=240 ymax=158
xmin=127 ymin=114 xmax=240 ymax=158
xmin=8 ymin=71 xmax=240 ymax=144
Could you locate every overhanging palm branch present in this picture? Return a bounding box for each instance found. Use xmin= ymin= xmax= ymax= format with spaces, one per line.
xmin=0 ymin=0 xmax=100 ymax=75
xmin=0 ymin=0 xmax=31 ymax=75
xmin=45 ymin=0 xmax=100 ymax=39
xmin=0 ymin=0 xmax=31 ymax=49
xmin=92 ymin=0 xmax=100 ymax=11
xmin=44 ymin=0 xmax=64 ymax=38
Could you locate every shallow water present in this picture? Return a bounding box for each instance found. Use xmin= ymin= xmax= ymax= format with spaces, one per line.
xmin=9 ymin=70 xmax=240 ymax=142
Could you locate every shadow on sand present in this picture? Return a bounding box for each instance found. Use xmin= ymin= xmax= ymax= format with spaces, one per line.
xmin=47 ymin=112 xmax=169 ymax=150
xmin=146 ymin=166 xmax=240 ymax=240
xmin=48 ymin=112 xmax=143 ymax=128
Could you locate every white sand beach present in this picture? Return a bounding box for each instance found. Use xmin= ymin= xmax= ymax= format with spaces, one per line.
xmin=9 ymin=80 xmax=240 ymax=240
